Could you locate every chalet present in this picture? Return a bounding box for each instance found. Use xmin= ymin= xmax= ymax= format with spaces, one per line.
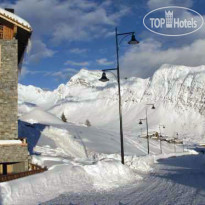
xmin=0 ymin=8 xmax=32 ymax=175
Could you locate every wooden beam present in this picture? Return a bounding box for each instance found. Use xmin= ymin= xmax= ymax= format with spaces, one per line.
xmin=0 ymin=14 xmax=32 ymax=32
xmin=13 ymin=25 xmax=17 ymax=38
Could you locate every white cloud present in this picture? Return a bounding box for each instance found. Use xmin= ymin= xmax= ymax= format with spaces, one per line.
xmin=45 ymin=67 xmax=79 ymax=81
xmin=3 ymin=0 xmax=128 ymax=43
xmin=120 ymin=38 xmax=205 ymax=78
xmin=147 ymin=0 xmax=193 ymax=9
xmin=63 ymin=68 xmax=79 ymax=73
xmin=70 ymin=48 xmax=88 ymax=54
xmin=20 ymin=67 xmax=79 ymax=82
xmin=19 ymin=67 xmax=30 ymax=79
xmin=65 ymin=60 xmax=90 ymax=66
xmin=28 ymin=40 xmax=55 ymax=63
xmin=19 ymin=66 xmax=48 ymax=80
xmin=104 ymin=31 xmax=115 ymax=38
xmin=96 ymin=58 xmax=114 ymax=66
xmin=123 ymin=3 xmax=205 ymax=78
xmin=0 ymin=0 xmax=129 ymax=62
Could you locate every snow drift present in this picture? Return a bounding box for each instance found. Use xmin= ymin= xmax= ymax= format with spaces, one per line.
xmin=0 ymin=159 xmax=139 ymax=205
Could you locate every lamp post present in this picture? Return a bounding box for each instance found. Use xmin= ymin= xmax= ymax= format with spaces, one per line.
xmin=99 ymin=27 xmax=139 ymax=164
xmin=174 ymin=132 xmax=179 ymax=153
xmin=139 ymin=104 xmax=155 ymax=155
xmin=159 ymin=124 xmax=165 ymax=154
xmin=140 ymin=127 xmax=143 ymax=138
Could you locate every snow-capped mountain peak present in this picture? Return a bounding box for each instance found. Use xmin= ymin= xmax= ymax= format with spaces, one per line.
xmin=19 ymin=64 xmax=205 ymax=142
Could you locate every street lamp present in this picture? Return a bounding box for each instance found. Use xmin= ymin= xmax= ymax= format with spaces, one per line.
xmin=128 ymin=33 xmax=139 ymax=45
xmin=99 ymin=27 xmax=139 ymax=164
xmin=138 ymin=104 xmax=155 ymax=155
xmin=159 ymin=124 xmax=165 ymax=154
xmin=99 ymin=72 xmax=109 ymax=82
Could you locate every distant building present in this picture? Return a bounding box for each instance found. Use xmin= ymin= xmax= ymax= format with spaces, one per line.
xmin=0 ymin=8 xmax=32 ymax=175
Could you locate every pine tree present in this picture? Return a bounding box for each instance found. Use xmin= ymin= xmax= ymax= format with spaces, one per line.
xmin=61 ymin=112 xmax=67 ymax=122
xmin=85 ymin=119 xmax=91 ymax=127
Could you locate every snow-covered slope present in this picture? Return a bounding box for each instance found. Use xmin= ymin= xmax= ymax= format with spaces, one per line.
xmin=3 ymin=64 xmax=204 ymax=205
xmin=18 ymin=84 xmax=57 ymax=105
xmin=19 ymin=64 xmax=205 ymax=142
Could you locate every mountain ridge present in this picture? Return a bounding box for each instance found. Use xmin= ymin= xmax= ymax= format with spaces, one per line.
xmin=18 ymin=64 xmax=205 ymax=142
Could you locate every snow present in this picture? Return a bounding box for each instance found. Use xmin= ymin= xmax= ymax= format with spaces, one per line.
xmin=0 ymin=159 xmax=139 ymax=205
xmin=0 ymin=8 xmax=31 ymax=30
xmin=0 ymin=140 xmax=22 ymax=145
xmin=1 ymin=64 xmax=205 ymax=204
xmin=42 ymin=153 xmax=205 ymax=205
xmin=38 ymin=126 xmax=88 ymax=158
xmin=18 ymin=84 xmax=57 ymax=107
xmin=18 ymin=64 xmax=205 ymax=143
xmin=20 ymin=108 xmax=63 ymax=125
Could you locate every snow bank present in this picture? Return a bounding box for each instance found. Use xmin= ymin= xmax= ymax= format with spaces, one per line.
xmin=126 ymin=155 xmax=156 ymax=173
xmin=91 ymin=153 xmax=155 ymax=173
xmin=84 ymin=159 xmax=141 ymax=189
xmin=1 ymin=151 xmax=194 ymax=205
xmin=20 ymin=108 xmax=63 ymax=125
xmin=0 ymin=164 xmax=91 ymax=205
xmin=0 ymin=159 xmax=139 ymax=205
xmin=94 ymin=151 xmax=196 ymax=175
xmin=40 ymin=126 xmax=88 ymax=158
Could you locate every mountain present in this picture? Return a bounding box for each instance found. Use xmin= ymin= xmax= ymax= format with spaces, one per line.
xmin=18 ymin=64 xmax=205 ymax=143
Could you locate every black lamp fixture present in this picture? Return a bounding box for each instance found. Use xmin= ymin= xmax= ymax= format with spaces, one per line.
xmin=139 ymin=120 xmax=143 ymax=125
xmin=151 ymin=105 xmax=155 ymax=109
xmin=99 ymin=72 xmax=109 ymax=82
xmin=128 ymin=33 xmax=139 ymax=45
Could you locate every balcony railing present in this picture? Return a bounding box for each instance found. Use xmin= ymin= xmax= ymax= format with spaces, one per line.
xmin=0 ymin=163 xmax=47 ymax=182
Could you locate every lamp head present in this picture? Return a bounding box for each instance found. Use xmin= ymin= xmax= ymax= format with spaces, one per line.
xmin=128 ymin=33 xmax=139 ymax=45
xmin=152 ymin=105 xmax=155 ymax=109
xmin=99 ymin=72 xmax=109 ymax=82
xmin=139 ymin=120 xmax=143 ymax=125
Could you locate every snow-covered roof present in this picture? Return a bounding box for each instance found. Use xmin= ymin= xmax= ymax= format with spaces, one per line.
xmin=0 ymin=140 xmax=22 ymax=145
xmin=0 ymin=8 xmax=32 ymax=32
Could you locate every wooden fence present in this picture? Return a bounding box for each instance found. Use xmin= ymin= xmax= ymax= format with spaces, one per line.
xmin=0 ymin=163 xmax=47 ymax=182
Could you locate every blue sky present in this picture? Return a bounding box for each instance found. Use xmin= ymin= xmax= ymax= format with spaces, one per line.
xmin=1 ymin=0 xmax=205 ymax=90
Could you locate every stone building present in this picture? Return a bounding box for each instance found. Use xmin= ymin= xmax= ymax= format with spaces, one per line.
xmin=0 ymin=8 xmax=32 ymax=175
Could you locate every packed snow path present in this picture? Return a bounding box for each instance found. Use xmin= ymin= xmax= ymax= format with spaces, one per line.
xmin=43 ymin=154 xmax=205 ymax=205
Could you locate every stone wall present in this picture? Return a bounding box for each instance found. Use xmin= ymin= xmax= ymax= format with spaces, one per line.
xmin=0 ymin=39 xmax=18 ymax=140
xmin=0 ymin=144 xmax=28 ymax=163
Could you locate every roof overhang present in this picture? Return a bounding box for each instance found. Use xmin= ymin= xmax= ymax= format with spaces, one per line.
xmin=0 ymin=8 xmax=32 ymax=32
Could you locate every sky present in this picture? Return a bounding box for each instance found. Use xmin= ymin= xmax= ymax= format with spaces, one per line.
xmin=0 ymin=0 xmax=205 ymax=90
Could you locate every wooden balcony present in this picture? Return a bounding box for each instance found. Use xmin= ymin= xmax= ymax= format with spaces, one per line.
xmin=0 ymin=163 xmax=47 ymax=182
